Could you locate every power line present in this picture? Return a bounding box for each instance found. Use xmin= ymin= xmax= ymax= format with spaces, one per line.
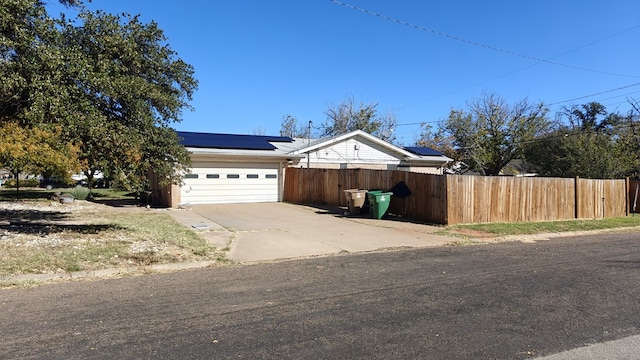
xmin=594 ymin=90 xmax=640 ymax=104
xmin=379 ymin=35 xmax=639 ymax=128
xmin=330 ymin=0 xmax=640 ymax=79
xmin=395 ymin=120 xmax=439 ymax=127
xmin=546 ymin=82 xmax=640 ymax=106
xmin=391 ymin=85 xmax=640 ymax=140
xmin=602 ymin=98 xmax=640 ymax=110
xmin=393 ymin=83 xmax=640 ymax=131
xmin=390 ymin=24 xmax=640 ymax=111
xmin=330 ymin=0 xmax=640 ymax=128
xmin=589 ymin=91 xmax=640 ymax=110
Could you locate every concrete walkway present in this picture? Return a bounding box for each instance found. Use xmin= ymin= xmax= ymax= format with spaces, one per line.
xmin=168 ymin=202 xmax=455 ymax=262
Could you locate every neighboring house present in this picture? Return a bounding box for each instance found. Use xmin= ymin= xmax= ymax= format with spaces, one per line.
xmin=0 ymin=168 xmax=11 ymax=179
xmin=155 ymin=130 xmax=451 ymax=207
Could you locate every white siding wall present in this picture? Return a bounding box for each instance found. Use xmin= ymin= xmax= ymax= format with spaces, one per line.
xmin=307 ymin=138 xmax=400 ymax=166
xmin=289 ymin=137 xmax=446 ymax=173
xmin=401 ymin=166 xmax=443 ymax=175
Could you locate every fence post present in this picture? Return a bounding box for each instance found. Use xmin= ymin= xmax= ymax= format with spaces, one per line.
xmin=626 ymin=177 xmax=630 ymax=216
xmin=444 ymin=174 xmax=450 ymax=225
xmin=574 ymin=176 xmax=580 ymax=219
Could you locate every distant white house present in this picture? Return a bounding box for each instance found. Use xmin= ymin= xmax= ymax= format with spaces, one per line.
xmin=154 ymin=130 xmax=451 ymax=207
xmin=71 ymin=171 xmax=104 ymax=183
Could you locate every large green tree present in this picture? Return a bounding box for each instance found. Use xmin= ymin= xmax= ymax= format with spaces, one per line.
xmin=58 ymin=9 xmax=196 ymax=190
xmin=525 ymin=102 xmax=639 ymax=179
xmin=0 ymin=0 xmax=81 ymax=195
xmin=433 ymin=92 xmax=549 ymax=175
xmin=1 ymin=0 xmax=196 ymax=192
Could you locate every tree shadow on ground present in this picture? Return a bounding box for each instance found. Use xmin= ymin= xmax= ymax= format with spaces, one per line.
xmin=0 ymin=222 xmax=122 ymax=236
xmin=0 ymin=208 xmax=69 ymax=222
xmin=302 ymin=203 xmax=444 ymax=227
xmin=92 ymin=198 xmax=140 ymax=207
xmin=0 ymin=189 xmax=55 ymax=201
xmin=0 ymin=208 xmax=122 ymax=236
xmin=1 ymin=188 xmax=140 ymax=208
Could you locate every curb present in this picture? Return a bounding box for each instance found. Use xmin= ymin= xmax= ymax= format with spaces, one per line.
xmin=1 ymin=261 xmax=218 ymax=285
xmin=4 ymin=226 xmax=639 ymax=286
xmin=476 ymin=226 xmax=640 ymax=243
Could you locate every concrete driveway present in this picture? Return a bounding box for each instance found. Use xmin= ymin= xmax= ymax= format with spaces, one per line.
xmin=169 ymin=202 xmax=454 ymax=262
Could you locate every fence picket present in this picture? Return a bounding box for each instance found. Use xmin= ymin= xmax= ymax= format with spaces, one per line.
xmin=283 ymin=168 xmax=629 ymax=225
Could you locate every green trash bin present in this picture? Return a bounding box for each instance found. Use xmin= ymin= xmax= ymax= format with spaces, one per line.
xmin=366 ymin=190 xmax=382 ymax=216
xmin=367 ymin=191 xmax=393 ymax=219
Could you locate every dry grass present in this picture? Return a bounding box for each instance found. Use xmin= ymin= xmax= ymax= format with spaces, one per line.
xmin=0 ymin=200 xmax=227 ymax=279
xmin=444 ymin=216 xmax=640 ymax=237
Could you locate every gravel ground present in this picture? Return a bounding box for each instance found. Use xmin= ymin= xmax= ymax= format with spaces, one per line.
xmin=1 ymin=200 xmax=136 ymax=248
xmin=0 ymin=200 xmax=222 ymax=281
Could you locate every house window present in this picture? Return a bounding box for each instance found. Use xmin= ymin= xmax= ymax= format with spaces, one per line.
xmin=265 ymin=174 xmax=277 ymax=179
xmin=247 ymin=174 xmax=259 ymax=179
xmin=184 ymin=174 xmax=198 ymax=179
xmin=206 ymin=174 xmax=220 ymax=179
xmin=227 ymin=174 xmax=240 ymax=179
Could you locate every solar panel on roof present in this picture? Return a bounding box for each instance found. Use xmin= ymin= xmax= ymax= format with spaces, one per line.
xmin=263 ymin=136 xmax=294 ymax=143
xmin=404 ymin=146 xmax=445 ymax=157
xmin=176 ymin=131 xmax=293 ymax=150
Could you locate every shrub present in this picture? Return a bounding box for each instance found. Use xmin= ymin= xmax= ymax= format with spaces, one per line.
xmin=26 ymin=178 xmax=41 ymax=187
xmin=1 ymin=178 xmax=39 ymax=188
xmin=66 ymin=186 xmax=91 ymax=200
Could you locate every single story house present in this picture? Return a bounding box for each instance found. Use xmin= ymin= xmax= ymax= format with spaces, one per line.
xmin=156 ymin=130 xmax=451 ymax=207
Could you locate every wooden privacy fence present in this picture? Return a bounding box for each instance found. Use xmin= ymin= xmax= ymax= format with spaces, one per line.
xmin=283 ymin=168 xmax=630 ymax=225
xmin=446 ymin=176 xmax=627 ymax=224
xmin=283 ymin=168 xmax=448 ymax=223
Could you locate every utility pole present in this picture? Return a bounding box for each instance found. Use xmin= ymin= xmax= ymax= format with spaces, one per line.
xmin=307 ymin=121 xmax=312 ymax=169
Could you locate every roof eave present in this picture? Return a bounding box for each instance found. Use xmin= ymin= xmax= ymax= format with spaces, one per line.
xmin=402 ymin=156 xmax=453 ymax=164
xmin=187 ymin=147 xmax=305 ymax=160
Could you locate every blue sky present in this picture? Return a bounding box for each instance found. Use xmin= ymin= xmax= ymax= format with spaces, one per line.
xmin=46 ymin=1 xmax=640 ymax=145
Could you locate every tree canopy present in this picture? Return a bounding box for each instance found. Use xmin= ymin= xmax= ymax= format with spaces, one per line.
xmin=321 ymin=96 xmax=396 ymax=142
xmin=524 ymin=101 xmax=640 ymax=179
xmin=425 ymin=92 xmax=549 ymax=176
xmin=415 ymin=123 xmax=458 ymax=163
xmin=0 ymin=121 xmax=80 ymax=197
xmin=0 ymin=0 xmax=196 ymax=191
xmin=279 ymin=114 xmax=309 ymax=138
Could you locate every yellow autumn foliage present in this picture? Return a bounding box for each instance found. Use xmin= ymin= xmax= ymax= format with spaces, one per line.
xmin=0 ymin=122 xmax=81 ymax=178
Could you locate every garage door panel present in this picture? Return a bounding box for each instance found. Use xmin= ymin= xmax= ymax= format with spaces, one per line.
xmin=182 ymin=179 xmax=277 ymax=190
xmin=183 ymin=185 xmax=276 ymax=196
xmin=180 ymin=162 xmax=280 ymax=204
xmin=183 ymin=181 xmax=276 ymax=189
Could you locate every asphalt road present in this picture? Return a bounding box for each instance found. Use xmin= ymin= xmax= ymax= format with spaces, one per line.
xmin=2 ymin=232 xmax=639 ymax=359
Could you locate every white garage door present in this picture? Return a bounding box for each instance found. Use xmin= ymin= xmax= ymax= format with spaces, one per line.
xmin=181 ymin=162 xmax=279 ymax=204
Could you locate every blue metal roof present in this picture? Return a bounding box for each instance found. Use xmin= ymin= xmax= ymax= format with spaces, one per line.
xmin=403 ymin=146 xmax=445 ymax=157
xmin=177 ymin=131 xmax=293 ymax=151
